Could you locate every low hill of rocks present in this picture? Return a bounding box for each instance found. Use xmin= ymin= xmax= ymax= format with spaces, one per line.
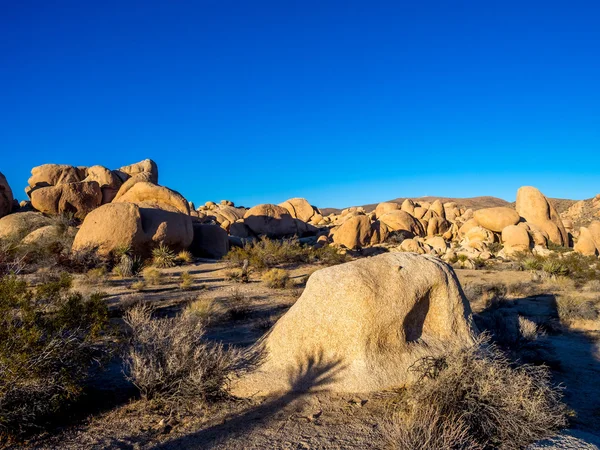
xmin=1 ymin=160 xmax=600 ymax=263
xmin=322 ymin=195 xmax=510 ymax=215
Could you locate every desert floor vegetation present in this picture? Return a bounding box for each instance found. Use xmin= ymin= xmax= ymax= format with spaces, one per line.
xmin=0 ymin=240 xmax=599 ymax=449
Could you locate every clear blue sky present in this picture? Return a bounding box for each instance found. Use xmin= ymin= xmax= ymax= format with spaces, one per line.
xmin=2 ymin=1 xmax=599 ymax=208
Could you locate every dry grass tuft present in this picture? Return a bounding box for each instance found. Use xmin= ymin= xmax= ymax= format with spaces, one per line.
xmin=142 ymin=267 xmax=162 ymax=286
xmin=385 ymin=334 xmax=568 ymax=450
xmin=583 ymin=279 xmax=600 ymax=292
xmin=176 ymin=250 xmax=193 ymax=264
xmin=179 ymin=271 xmax=193 ymax=290
xmin=261 ymin=268 xmax=292 ymax=289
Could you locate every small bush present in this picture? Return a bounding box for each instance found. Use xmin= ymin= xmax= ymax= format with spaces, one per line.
xmin=184 ymin=297 xmax=217 ymax=324
xmin=487 ymin=242 xmax=503 ymax=255
xmin=457 ymin=254 xmax=469 ymax=263
xmin=261 ymin=268 xmax=291 ymax=289
xmin=179 ymin=271 xmax=193 ymax=290
xmin=521 ymin=255 xmax=544 ymax=271
xmin=113 ymin=253 xmax=143 ymax=278
xmin=176 ymin=250 xmax=193 ymax=264
xmin=124 ymin=305 xmax=243 ymax=406
xmin=385 ymin=335 xmax=568 ymax=449
xmin=228 ymin=288 xmax=252 ymax=321
xmin=584 ymin=280 xmax=600 ymax=292
xmin=83 ymin=266 xmax=107 ymax=285
xmin=518 ymin=316 xmax=539 ymax=341
xmin=542 ymin=260 xmax=569 ymax=277
xmin=131 ymin=280 xmax=146 ymax=291
xmin=0 ymin=275 xmax=110 ymax=437
xmin=152 ymin=244 xmax=176 ymax=268
xmin=142 ymin=267 xmax=162 ymax=286
xmin=556 ymin=295 xmax=599 ymax=323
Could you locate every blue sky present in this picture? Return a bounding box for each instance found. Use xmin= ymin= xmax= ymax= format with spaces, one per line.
xmin=1 ymin=1 xmax=599 ymax=208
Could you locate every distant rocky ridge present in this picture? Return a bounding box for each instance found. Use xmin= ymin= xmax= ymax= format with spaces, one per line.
xmin=1 ymin=159 xmax=600 ymax=261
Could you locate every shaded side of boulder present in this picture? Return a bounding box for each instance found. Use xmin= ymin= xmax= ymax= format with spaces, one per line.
xmin=26 ymin=164 xmax=86 ymax=196
xmin=190 ymin=223 xmax=230 ymax=259
xmin=0 ymin=172 xmax=14 ymax=218
xmin=233 ymin=253 xmax=475 ymax=395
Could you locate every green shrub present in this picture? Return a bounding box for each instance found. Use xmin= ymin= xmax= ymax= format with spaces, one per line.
xmin=224 ymin=239 xmax=347 ymax=270
xmin=0 ymin=275 xmax=110 ymax=438
xmin=152 ymin=244 xmax=176 ymax=268
xmin=176 ymin=250 xmax=193 ymax=264
xmin=542 ymin=260 xmax=569 ymax=277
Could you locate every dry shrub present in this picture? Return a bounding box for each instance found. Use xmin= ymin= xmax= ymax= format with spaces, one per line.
xmin=386 ymin=334 xmax=568 ymax=450
xmin=176 ymin=250 xmax=193 ymax=264
xmin=583 ymin=279 xmax=600 ymax=292
xmin=261 ymin=268 xmax=291 ymax=289
xmin=556 ymin=295 xmax=599 ymax=323
xmin=505 ymin=281 xmax=539 ymax=298
xmin=130 ymin=280 xmax=145 ymax=291
xmin=83 ymin=266 xmax=107 ymax=286
xmin=518 ymin=316 xmax=539 ymax=341
xmin=185 ymin=296 xmax=218 ymax=324
xmin=142 ymin=267 xmax=162 ymax=286
xmin=227 ymin=288 xmax=252 ymax=321
xmin=123 ymin=305 xmax=244 ymax=406
xmin=179 ymin=271 xmax=193 ymax=290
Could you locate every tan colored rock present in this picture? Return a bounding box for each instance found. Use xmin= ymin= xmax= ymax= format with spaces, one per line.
xmin=574 ymin=227 xmax=598 ymax=256
xmin=501 ymin=225 xmax=531 ymax=255
xmin=21 ymin=225 xmax=77 ymax=248
xmin=233 ymin=253 xmax=475 ymax=394
xmin=458 ymin=218 xmax=479 ymax=237
xmin=427 ymin=216 xmax=451 ymax=237
xmin=72 ymin=202 xmax=192 ymax=256
xmin=425 ymin=236 xmax=447 ymax=253
xmin=116 ymin=159 xmax=158 ymax=184
xmin=587 ymin=222 xmax=600 ymax=249
xmin=30 ymin=181 xmax=102 ymax=219
xmin=413 ymin=206 xmax=427 ymax=219
xmin=375 ymin=202 xmax=400 ymax=218
xmin=83 ymin=165 xmax=122 ymax=204
xmin=112 ymin=172 xmax=155 ymax=200
xmin=430 ymin=199 xmax=445 ymax=219
xmin=516 ymin=186 xmax=568 ymax=246
xmin=401 ymin=199 xmax=415 ymax=216
xmin=27 ymin=164 xmax=86 ymax=196
xmin=464 ymin=226 xmax=496 ymax=244
xmin=112 ymin=182 xmax=190 ymax=215
xmin=332 ymin=215 xmax=373 ymax=249
xmin=0 ymin=212 xmax=53 ymax=241
xmin=190 ymin=223 xmax=229 ymax=259
xmin=243 ymin=204 xmax=298 ymax=237
xmin=379 ymin=210 xmax=424 ymax=237
xmin=279 ymin=198 xmax=319 ymax=223
xmin=0 ymin=172 xmax=14 ymax=218
xmin=399 ymin=238 xmax=427 ymax=254
xmin=473 ymin=207 xmax=520 ymax=233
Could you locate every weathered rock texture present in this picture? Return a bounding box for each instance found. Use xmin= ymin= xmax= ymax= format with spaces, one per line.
xmin=0 ymin=172 xmax=14 ymax=218
xmin=234 ymin=253 xmax=475 ymax=395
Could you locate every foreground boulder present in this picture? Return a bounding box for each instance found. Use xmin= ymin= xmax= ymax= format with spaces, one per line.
xmin=72 ymin=203 xmax=193 ymax=256
xmin=516 ymin=186 xmax=568 ymax=246
xmin=234 ymin=253 xmax=475 ymax=395
xmin=0 ymin=172 xmax=14 ymax=218
xmin=473 ymin=207 xmax=520 ymax=232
